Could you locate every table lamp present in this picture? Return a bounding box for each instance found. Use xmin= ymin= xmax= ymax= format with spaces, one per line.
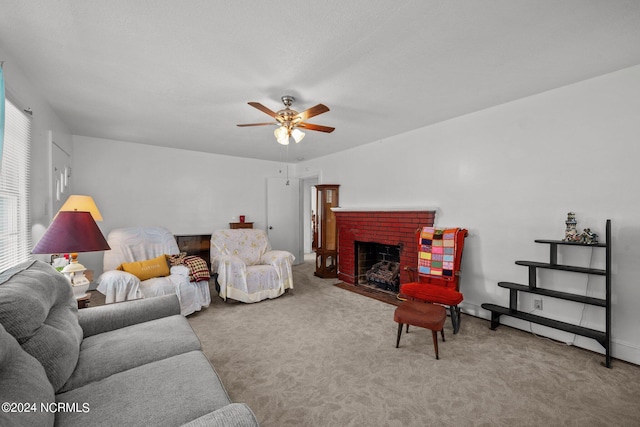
xmin=32 ymin=211 xmax=111 ymax=298
xmin=58 ymin=194 xmax=104 ymax=221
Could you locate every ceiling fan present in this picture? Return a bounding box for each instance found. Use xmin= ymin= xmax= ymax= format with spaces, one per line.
xmin=237 ymin=95 xmax=335 ymax=145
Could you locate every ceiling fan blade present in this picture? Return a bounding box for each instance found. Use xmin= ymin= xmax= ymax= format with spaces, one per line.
xmin=237 ymin=122 xmax=277 ymax=127
xmin=248 ymin=102 xmax=284 ymax=122
xmin=297 ymin=122 xmax=335 ymax=133
xmin=294 ymin=104 xmax=329 ymax=121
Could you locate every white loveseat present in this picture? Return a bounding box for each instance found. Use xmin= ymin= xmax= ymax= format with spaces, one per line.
xmin=97 ymin=226 xmax=211 ymax=315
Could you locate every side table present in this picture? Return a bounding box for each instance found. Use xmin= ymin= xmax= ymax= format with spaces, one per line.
xmin=76 ymin=270 xmax=93 ymax=309
xmin=77 ymin=293 xmax=91 ymax=309
xmin=230 ymin=222 xmax=253 ymax=229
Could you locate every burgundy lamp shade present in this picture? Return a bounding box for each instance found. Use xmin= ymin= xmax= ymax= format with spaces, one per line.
xmin=32 ymin=211 xmax=110 ymax=254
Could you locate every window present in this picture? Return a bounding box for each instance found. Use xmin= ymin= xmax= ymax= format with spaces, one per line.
xmin=0 ymin=98 xmax=32 ymax=272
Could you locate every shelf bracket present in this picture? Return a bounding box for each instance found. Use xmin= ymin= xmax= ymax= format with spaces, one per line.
xmin=528 ymin=265 xmax=537 ymax=289
xmin=489 ymin=312 xmax=502 ymax=330
xmin=549 ymin=242 xmax=558 ymax=265
xmin=509 ymin=289 xmax=518 ymax=311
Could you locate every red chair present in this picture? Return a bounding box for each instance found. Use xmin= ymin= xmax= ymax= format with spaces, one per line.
xmin=400 ymin=227 xmax=468 ymax=334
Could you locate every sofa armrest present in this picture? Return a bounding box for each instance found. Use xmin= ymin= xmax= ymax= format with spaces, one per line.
xmin=260 ymin=250 xmax=294 ymax=266
xmin=96 ymin=270 xmax=142 ymax=303
xmin=180 ymin=403 xmax=260 ymax=427
xmin=77 ymin=294 xmax=181 ymax=338
xmin=260 ymin=251 xmax=294 ymax=290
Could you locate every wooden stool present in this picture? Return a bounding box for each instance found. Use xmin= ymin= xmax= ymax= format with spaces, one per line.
xmin=394 ymin=300 xmax=447 ymax=359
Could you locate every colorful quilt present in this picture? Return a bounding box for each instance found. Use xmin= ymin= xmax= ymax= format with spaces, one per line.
xmin=417 ymin=227 xmax=459 ymax=280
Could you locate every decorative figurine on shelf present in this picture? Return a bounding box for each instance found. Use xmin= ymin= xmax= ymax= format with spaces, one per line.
xmin=563 ymin=212 xmax=580 ymax=242
xmin=579 ymin=228 xmax=599 ymax=245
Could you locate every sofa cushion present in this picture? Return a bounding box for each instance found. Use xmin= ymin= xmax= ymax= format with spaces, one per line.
xmin=180 ymin=403 xmax=259 ymax=427
xmin=117 ymin=254 xmax=170 ymax=281
xmin=0 ymin=323 xmax=55 ymax=427
xmin=60 ymin=314 xmax=201 ymax=392
xmin=55 ymin=351 xmax=232 ymax=427
xmin=0 ymin=260 xmax=83 ymax=392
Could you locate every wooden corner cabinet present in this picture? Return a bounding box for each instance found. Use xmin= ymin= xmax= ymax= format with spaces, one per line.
xmin=314 ymin=184 xmax=339 ymax=278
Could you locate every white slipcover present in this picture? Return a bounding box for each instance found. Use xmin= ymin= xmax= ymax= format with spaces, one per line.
xmin=210 ymin=229 xmax=294 ymax=303
xmin=97 ymin=226 xmax=211 ymax=315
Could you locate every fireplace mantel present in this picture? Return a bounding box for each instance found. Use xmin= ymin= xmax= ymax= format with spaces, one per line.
xmin=332 ymin=206 xmax=438 ymax=212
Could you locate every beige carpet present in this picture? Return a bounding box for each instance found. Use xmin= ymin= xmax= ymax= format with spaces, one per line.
xmin=184 ymin=260 xmax=640 ymax=426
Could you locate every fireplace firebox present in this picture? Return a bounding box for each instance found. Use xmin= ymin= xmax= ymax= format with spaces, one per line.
xmin=355 ymin=241 xmax=401 ymax=292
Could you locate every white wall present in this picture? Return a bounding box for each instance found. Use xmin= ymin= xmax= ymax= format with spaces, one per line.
xmin=0 ymin=47 xmax=74 ymax=257
xmin=298 ymin=65 xmax=640 ymax=365
xmin=9 ymin=35 xmax=638 ymax=364
xmin=72 ymin=136 xmax=286 ymax=274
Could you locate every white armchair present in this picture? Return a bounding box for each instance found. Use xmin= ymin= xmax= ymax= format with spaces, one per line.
xmin=210 ymin=229 xmax=294 ymax=303
xmin=96 ymin=226 xmax=211 ymax=315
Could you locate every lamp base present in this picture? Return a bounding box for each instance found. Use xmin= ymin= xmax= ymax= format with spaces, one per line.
xmin=62 ymin=260 xmax=91 ymax=298
xmin=72 ymin=282 xmax=90 ymax=299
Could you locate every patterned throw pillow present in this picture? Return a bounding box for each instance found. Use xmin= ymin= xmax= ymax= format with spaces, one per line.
xmin=166 ymin=252 xmax=187 ymax=267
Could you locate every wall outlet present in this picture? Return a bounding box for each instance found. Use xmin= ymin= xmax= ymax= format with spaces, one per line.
xmin=534 ymin=299 xmax=543 ymax=310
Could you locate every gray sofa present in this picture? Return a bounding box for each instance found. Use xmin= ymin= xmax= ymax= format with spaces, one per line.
xmin=0 ymin=260 xmax=259 ymax=427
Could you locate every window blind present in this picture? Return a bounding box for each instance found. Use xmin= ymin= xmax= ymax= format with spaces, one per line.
xmin=0 ymin=98 xmax=32 ymax=272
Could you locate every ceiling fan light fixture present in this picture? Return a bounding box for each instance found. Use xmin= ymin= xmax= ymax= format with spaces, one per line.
xmin=291 ymin=128 xmax=305 ymax=143
xmin=239 ymin=95 xmax=334 ymax=145
xmin=274 ymin=126 xmax=289 ymax=145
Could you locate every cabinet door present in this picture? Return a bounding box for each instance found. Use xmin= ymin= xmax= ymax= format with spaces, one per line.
xmin=315 ymin=185 xmax=339 ymax=251
xmin=323 ymin=187 xmax=338 ymax=251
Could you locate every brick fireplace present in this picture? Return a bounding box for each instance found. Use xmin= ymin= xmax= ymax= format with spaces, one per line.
xmin=333 ymin=209 xmax=436 ymax=286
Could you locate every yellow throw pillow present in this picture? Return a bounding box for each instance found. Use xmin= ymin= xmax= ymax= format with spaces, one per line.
xmin=117 ymin=254 xmax=170 ymax=281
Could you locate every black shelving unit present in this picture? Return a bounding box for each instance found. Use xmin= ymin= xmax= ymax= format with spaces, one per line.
xmin=482 ymin=219 xmax=612 ymax=368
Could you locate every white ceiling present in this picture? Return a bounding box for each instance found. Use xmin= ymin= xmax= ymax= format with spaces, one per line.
xmin=2 ymin=1 xmax=640 ymax=162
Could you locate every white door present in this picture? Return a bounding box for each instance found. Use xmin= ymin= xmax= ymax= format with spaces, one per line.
xmin=266 ymin=177 xmax=302 ymax=264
